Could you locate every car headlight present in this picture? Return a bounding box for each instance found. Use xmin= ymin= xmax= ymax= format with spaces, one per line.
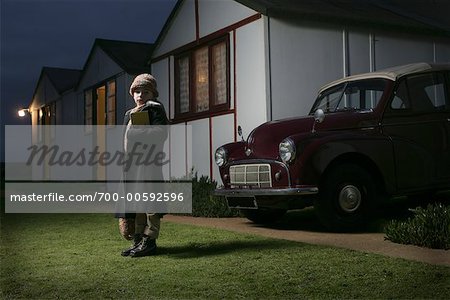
xmin=279 ymin=138 xmax=296 ymax=163
xmin=215 ymin=147 xmax=227 ymax=167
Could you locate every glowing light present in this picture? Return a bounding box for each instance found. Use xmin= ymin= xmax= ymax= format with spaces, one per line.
xmin=18 ymin=109 xmax=29 ymax=117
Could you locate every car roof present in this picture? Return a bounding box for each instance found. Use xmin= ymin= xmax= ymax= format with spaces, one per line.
xmin=318 ymin=62 xmax=449 ymax=94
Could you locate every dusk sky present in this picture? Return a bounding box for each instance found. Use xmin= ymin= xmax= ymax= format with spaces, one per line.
xmin=0 ymin=0 xmax=177 ymax=159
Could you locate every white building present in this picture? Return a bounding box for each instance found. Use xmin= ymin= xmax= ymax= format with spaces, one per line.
xmin=27 ymin=39 xmax=154 ymax=180
xmin=29 ymin=38 xmax=154 ymax=127
xmin=149 ymin=0 xmax=450 ymax=182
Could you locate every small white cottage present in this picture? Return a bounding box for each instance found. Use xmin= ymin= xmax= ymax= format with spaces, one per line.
xmin=27 ymin=39 xmax=154 ymax=180
xmin=28 ymin=38 xmax=154 ymax=127
xmin=149 ymin=0 xmax=450 ymax=182
xmin=28 ymin=67 xmax=81 ymax=126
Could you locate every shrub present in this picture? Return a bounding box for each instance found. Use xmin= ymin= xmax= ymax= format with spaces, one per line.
xmin=190 ymin=172 xmax=239 ymax=218
xmin=384 ymin=202 xmax=450 ymax=249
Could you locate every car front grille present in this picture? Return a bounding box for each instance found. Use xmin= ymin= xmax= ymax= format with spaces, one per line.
xmin=229 ymin=164 xmax=272 ymax=188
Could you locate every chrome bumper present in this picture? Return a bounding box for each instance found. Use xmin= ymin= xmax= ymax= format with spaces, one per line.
xmin=214 ymin=187 xmax=319 ymax=197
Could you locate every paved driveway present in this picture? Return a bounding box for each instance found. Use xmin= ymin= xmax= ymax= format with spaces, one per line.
xmin=165 ymin=210 xmax=450 ymax=267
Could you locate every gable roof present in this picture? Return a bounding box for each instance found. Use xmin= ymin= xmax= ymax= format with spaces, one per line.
xmin=29 ymin=39 xmax=154 ymax=108
xmin=236 ymin=0 xmax=450 ymax=35
xmin=75 ymin=38 xmax=154 ymax=90
xmin=29 ymin=67 xmax=81 ymax=107
xmin=95 ymin=38 xmax=154 ymax=74
xmin=43 ymin=67 xmax=82 ymax=94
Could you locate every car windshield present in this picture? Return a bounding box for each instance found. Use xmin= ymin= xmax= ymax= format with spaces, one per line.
xmin=311 ymin=79 xmax=388 ymax=114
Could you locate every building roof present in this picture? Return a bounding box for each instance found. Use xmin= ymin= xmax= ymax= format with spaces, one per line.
xmin=318 ymin=62 xmax=450 ymax=93
xmin=236 ymin=0 xmax=450 ymax=35
xmin=42 ymin=67 xmax=82 ymax=93
xmin=95 ymin=39 xmax=154 ymax=74
xmin=29 ymin=39 xmax=154 ymax=108
xmin=28 ymin=67 xmax=81 ymax=109
xmin=81 ymin=38 xmax=154 ymax=76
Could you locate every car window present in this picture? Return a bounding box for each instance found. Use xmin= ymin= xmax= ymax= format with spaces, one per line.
xmin=341 ymin=80 xmax=386 ymax=111
xmin=424 ymin=78 xmax=447 ymax=110
xmin=313 ymin=79 xmax=387 ymax=113
xmin=313 ymin=84 xmax=345 ymax=113
xmin=407 ymin=73 xmax=446 ymax=112
xmin=390 ymin=80 xmax=410 ymax=110
xmin=390 ymin=73 xmax=448 ymax=112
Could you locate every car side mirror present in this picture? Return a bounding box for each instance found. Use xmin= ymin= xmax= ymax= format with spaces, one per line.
xmin=238 ymin=125 xmax=244 ymax=141
xmin=312 ymin=109 xmax=325 ymax=133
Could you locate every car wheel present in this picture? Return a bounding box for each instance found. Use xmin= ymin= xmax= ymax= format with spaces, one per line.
xmin=315 ymin=164 xmax=375 ymax=231
xmin=240 ymin=208 xmax=286 ymax=224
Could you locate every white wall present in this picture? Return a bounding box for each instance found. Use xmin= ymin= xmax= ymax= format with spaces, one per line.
xmin=77 ymin=48 xmax=123 ymax=90
xmin=347 ymin=31 xmax=450 ymax=74
xmin=269 ymin=20 xmax=344 ymax=119
xmin=211 ymin=113 xmax=234 ymax=182
xmin=30 ymin=75 xmax=59 ymax=112
xmin=187 ymin=118 xmax=210 ymax=177
xmin=198 ymin=0 xmax=256 ymax=37
xmin=348 ymin=31 xmax=371 ymax=75
xmin=116 ymin=73 xmax=132 ymax=125
xmin=151 ymin=59 xmax=170 ymax=115
xmin=267 ymin=20 xmax=450 ymax=121
xmin=60 ymin=91 xmax=77 ymax=124
xmin=167 ymin=124 xmax=187 ymax=179
xmin=153 ymin=0 xmax=196 ymax=57
xmin=374 ymin=32 xmax=434 ymax=70
xmin=150 ymin=0 xmax=264 ymax=179
xmin=235 ymin=19 xmax=267 ymax=138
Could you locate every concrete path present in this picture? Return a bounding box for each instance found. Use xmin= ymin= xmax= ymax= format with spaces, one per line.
xmin=164 ymin=214 xmax=450 ymax=267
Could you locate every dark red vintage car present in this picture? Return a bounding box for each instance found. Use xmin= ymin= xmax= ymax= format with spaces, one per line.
xmin=215 ymin=63 xmax=450 ymax=231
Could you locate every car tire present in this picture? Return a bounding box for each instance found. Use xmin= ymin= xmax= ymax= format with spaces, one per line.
xmin=314 ymin=164 xmax=375 ymax=232
xmin=240 ymin=208 xmax=286 ymax=224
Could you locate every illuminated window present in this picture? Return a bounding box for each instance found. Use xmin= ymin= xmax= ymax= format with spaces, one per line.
xmin=194 ymin=47 xmax=209 ymax=113
xmin=84 ymin=78 xmax=117 ymax=131
xmin=107 ymin=80 xmax=116 ymax=126
xmin=175 ymin=37 xmax=229 ymax=120
xmin=38 ymin=102 xmax=56 ymax=125
xmin=84 ymin=89 xmax=93 ymax=132
xmin=211 ymin=42 xmax=227 ymax=106
xmin=37 ymin=102 xmax=56 ymax=143
xmin=177 ymin=56 xmax=190 ymax=114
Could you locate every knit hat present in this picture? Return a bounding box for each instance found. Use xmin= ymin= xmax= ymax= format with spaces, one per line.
xmin=129 ymin=73 xmax=159 ymax=98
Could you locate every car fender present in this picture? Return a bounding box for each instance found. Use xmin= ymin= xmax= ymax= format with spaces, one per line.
xmin=287 ymin=131 xmax=396 ymax=194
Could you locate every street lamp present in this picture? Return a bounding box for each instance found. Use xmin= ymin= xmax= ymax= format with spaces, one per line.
xmin=18 ymin=108 xmax=29 ymax=117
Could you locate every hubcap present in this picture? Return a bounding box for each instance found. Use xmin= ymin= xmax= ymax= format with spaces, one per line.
xmin=338 ymin=185 xmax=362 ymax=213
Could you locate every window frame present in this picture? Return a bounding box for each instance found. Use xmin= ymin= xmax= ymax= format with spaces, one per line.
xmin=84 ymin=89 xmax=94 ymax=133
xmin=106 ymin=79 xmax=117 ymax=127
xmin=84 ymin=77 xmax=117 ymax=131
xmin=174 ymin=35 xmax=230 ymax=121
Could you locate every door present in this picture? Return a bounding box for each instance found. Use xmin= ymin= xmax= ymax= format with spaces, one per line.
xmin=96 ymin=85 xmax=106 ymax=180
xmin=382 ymin=72 xmax=450 ymax=192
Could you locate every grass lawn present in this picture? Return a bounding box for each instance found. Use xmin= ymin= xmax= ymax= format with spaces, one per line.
xmin=1 ymin=213 xmax=449 ymax=299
